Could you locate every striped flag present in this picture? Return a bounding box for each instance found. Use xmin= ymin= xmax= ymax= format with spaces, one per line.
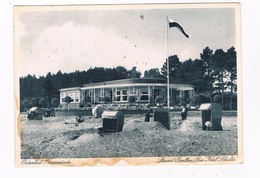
xmin=168 ymin=18 xmax=189 ymax=38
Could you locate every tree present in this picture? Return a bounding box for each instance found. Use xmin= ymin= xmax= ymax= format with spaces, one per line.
xmin=226 ymin=47 xmax=237 ymax=110
xmin=43 ymin=74 xmax=54 ymax=108
xmin=87 ymin=67 xmax=108 ymax=83
xmin=189 ymin=59 xmax=207 ymax=93
xmin=51 ymin=70 xmax=64 ymax=96
xmin=51 ymin=98 xmax=60 ymax=108
xmin=144 ymin=68 xmax=164 ymax=78
xmin=128 ymin=66 xmax=141 ymax=78
xmin=64 ymin=96 xmax=72 ymax=110
xmin=38 ymin=98 xmax=47 ymax=108
xmin=200 ymin=47 xmax=214 ymax=102
xmin=20 ymin=74 xmax=45 ymax=100
xmin=115 ymin=66 xmax=129 ymax=79
xmin=161 ymin=55 xmax=181 ymax=83
xmin=212 ymin=49 xmax=228 ymax=106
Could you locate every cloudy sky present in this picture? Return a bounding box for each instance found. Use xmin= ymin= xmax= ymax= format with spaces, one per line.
xmin=15 ymin=4 xmax=238 ymax=77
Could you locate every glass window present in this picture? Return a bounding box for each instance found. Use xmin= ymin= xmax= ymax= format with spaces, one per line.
xmin=115 ymin=90 xmax=121 ymax=101
xmin=75 ymin=91 xmax=80 ymax=102
xmin=114 ymin=89 xmax=128 ymax=102
xmin=89 ymin=89 xmax=94 ymax=97
xmin=139 ymin=88 xmax=149 ymax=101
xmin=122 ymin=90 xmax=128 ymax=101
xmin=70 ymin=91 xmax=75 ymax=102
xmin=100 ymin=89 xmax=105 ymax=97
xmin=130 ymin=87 xmax=137 ymax=95
xmin=122 ymin=90 xmax=127 ymax=95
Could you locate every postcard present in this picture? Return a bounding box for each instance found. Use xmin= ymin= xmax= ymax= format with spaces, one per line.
xmin=14 ymin=3 xmax=242 ymax=167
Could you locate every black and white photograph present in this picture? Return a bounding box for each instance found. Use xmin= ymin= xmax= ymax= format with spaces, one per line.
xmin=14 ymin=3 xmax=242 ymax=167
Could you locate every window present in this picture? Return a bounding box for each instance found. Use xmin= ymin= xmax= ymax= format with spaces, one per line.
xmin=139 ymin=88 xmax=149 ymax=101
xmin=100 ymin=89 xmax=105 ymax=97
xmin=75 ymin=91 xmax=80 ymax=102
xmin=129 ymin=87 xmax=138 ymax=101
xmin=115 ymin=89 xmax=128 ymax=102
xmin=61 ymin=92 xmax=66 ymax=103
xmin=99 ymin=89 xmax=106 ymax=102
xmin=83 ymin=90 xmax=87 ymax=97
xmin=130 ymin=87 xmax=137 ymax=95
xmin=89 ymin=89 xmax=95 ymax=103
xmin=122 ymin=90 xmax=128 ymax=101
xmin=70 ymin=91 xmax=75 ymax=102
xmin=116 ymin=90 xmax=121 ymax=101
xmin=153 ymin=89 xmax=160 ymax=100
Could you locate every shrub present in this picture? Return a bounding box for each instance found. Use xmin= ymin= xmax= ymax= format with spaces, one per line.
xmin=128 ymin=96 xmax=136 ymax=104
xmin=79 ymin=101 xmax=84 ymax=108
xmin=65 ymin=96 xmax=72 ymax=103
xmin=22 ymin=99 xmax=30 ymax=109
xmin=213 ymin=94 xmax=222 ymax=103
xmin=200 ymin=94 xmax=211 ymax=103
xmin=149 ymin=96 xmax=154 ymax=103
xmin=38 ymin=98 xmax=47 ymax=108
xmin=192 ymin=95 xmax=201 ymax=107
xmin=180 ymin=100 xmax=186 ymax=106
xmin=65 ymin=96 xmax=72 ymax=109
xmin=51 ymin=98 xmax=60 ymax=108
xmin=155 ymin=95 xmax=163 ymax=104
xmin=30 ymin=98 xmax=38 ymax=107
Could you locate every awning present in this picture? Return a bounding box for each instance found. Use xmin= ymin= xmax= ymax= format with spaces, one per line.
xmin=199 ymin=103 xmax=212 ymax=110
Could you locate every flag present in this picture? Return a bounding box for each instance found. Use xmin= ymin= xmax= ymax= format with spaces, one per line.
xmin=168 ymin=18 xmax=189 ymax=38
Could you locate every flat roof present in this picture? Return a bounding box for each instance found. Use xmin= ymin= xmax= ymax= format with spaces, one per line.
xmin=59 ymin=78 xmax=194 ymax=91
xmin=59 ymin=87 xmax=81 ymax=92
xmin=83 ymin=78 xmax=166 ymax=87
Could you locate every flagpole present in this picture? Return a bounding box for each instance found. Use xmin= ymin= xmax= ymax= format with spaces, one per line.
xmin=167 ymin=16 xmax=170 ymax=109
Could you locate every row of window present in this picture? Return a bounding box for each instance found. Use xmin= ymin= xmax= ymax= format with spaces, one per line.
xmin=82 ymin=88 xmax=150 ymax=102
xmin=61 ymin=88 xmax=192 ymax=103
xmin=61 ymin=91 xmax=80 ymax=103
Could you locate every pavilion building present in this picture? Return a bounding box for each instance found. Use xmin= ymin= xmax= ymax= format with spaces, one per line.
xmin=59 ymin=78 xmax=194 ymax=108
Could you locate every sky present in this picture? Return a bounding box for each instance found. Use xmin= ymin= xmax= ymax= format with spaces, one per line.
xmin=15 ymin=4 xmax=238 ymax=77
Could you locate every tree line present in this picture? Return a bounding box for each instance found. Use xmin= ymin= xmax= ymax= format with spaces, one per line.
xmin=20 ymin=46 xmax=237 ymax=110
xmin=148 ymin=46 xmax=237 ymax=105
xmin=20 ymin=66 xmax=141 ymax=102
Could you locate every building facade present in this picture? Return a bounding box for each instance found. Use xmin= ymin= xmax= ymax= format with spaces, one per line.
xmin=59 ymin=78 xmax=194 ymax=108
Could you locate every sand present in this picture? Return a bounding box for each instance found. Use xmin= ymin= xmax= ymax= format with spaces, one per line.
xmin=20 ymin=111 xmax=238 ymax=159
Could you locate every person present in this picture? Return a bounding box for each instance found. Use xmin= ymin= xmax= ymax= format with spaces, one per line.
xmin=75 ymin=115 xmax=84 ymax=123
xmin=145 ymin=109 xmax=153 ymax=122
xmin=181 ymin=105 xmax=188 ymax=120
